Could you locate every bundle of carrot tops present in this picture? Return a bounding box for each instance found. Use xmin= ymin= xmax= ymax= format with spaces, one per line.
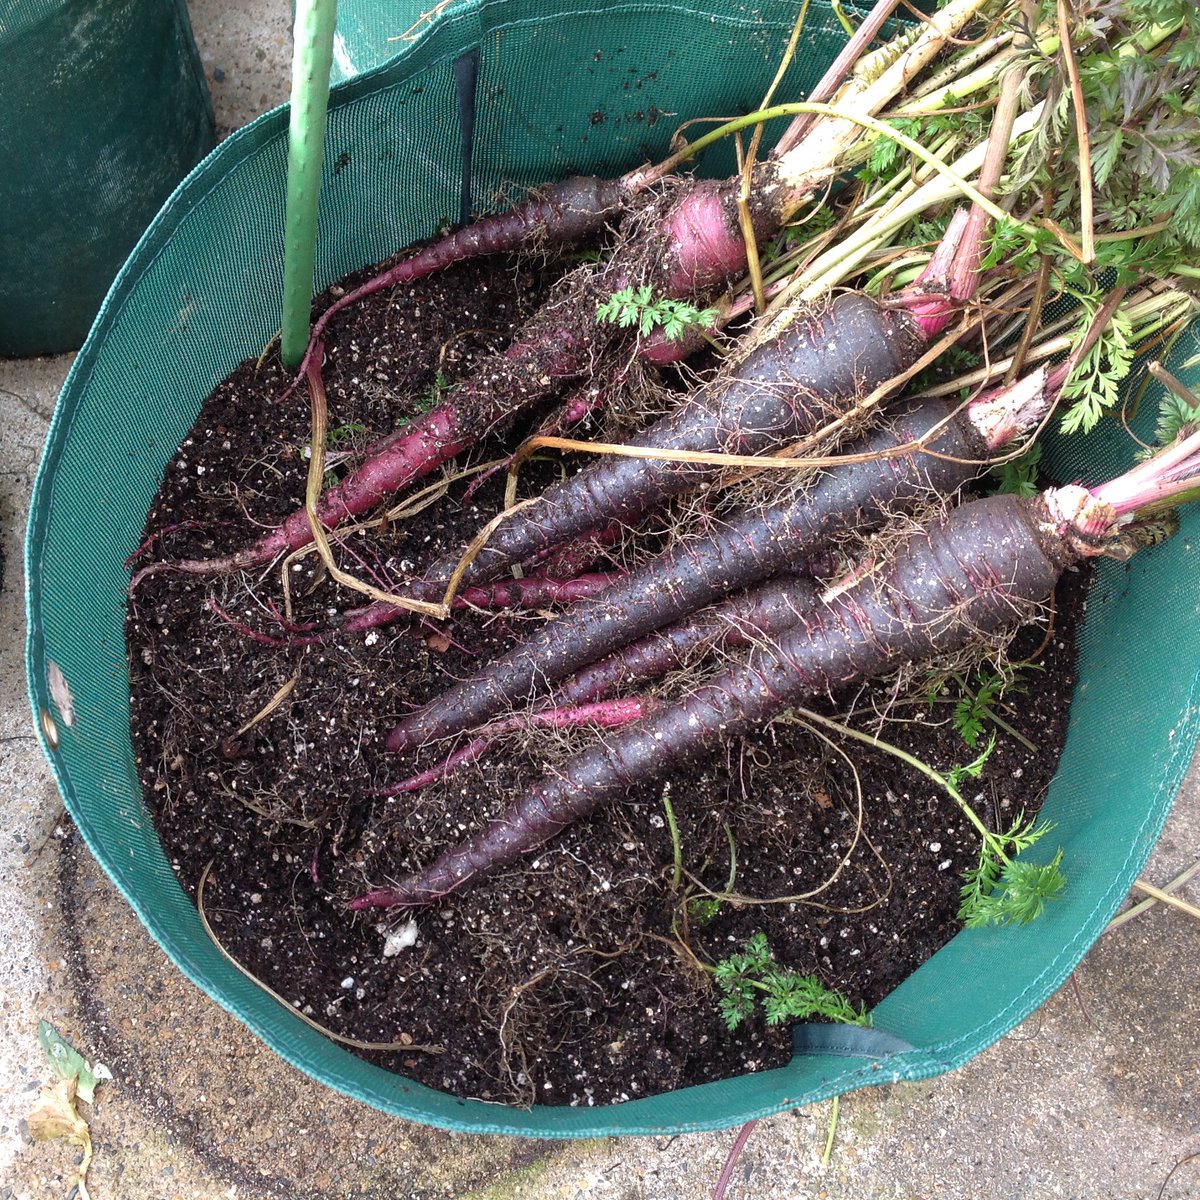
xmin=135 ymin=0 xmax=1200 ymax=935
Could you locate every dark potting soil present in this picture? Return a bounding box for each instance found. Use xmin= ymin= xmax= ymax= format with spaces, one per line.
xmin=127 ymin=249 xmax=1087 ymax=1109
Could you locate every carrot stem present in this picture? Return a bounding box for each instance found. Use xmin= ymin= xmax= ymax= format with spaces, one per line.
xmin=1056 ymin=0 xmax=1095 ymax=265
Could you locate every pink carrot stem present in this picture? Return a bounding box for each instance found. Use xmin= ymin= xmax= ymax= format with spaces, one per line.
xmin=1092 ymin=425 xmax=1200 ymax=516
xmin=771 ymin=0 xmax=906 ymax=158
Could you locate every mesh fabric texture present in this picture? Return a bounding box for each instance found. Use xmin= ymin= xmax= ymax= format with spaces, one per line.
xmin=0 ymin=0 xmax=214 ymax=356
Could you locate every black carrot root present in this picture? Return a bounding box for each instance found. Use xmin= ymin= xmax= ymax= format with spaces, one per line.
xmin=531 ymin=520 xmax=627 ymax=580
xmin=452 ymin=571 xmax=623 ymax=612
xmin=381 ymin=574 xmax=821 ymax=795
xmin=215 ymin=568 xmax=623 ymax=644
xmin=551 ymin=573 xmax=821 ymax=709
xmin=284 ymin=176 xmax=628 ymax=397
xmin=377 ymin=697 xmax=654 ymax=796
xmin=384 ymin=369 xmax=1052 ymax=753
xmin=412 ymin=289 xmax=923 ymax=593
xmin=339 ymin=570 xmax=623 ymax=636
xmin=352 ymin=490 xmax=1078 ymax=910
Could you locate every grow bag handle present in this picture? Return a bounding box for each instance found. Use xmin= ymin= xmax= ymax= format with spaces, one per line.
xmin=791 ymin=1024 xmax=914 ymax=1059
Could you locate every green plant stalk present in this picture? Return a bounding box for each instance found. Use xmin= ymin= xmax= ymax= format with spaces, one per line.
xmin=662 ymin=789 xmax=683 ymax=891
xmin=821 ymin=1095 xmax=841 ymax=1167
xmin=1122 ymin=17 xmax=1190 ymax=58
xmin=675 ymin=100 xmax=1022 ymax=233
xmin=906 ymin=29 xmax=1017 ymax=102
xmin=280 ymin=0 xmax=338 ymax=368
xmin=862 ymin=126 xmax=963 ymax=206
xmin=820 ymin=126 xmax=969 ymax=281
xmin=975 ymin=705 xmax=1035 ymax=753
xmin=771 ymin=112 xmax=1040 ymax=315
xmin=790 ymin=706 xmax=1008 ymax=867
xmin=631 ymin=0 xmax=998 ymax=196
xmin=830 ymin=0 xmax=855 ymax=38
xmin=912 ymin=288 xmax=1199 ymax=400
xmin=899 ymin=26 xmax=1058 ymax=115
xmin=864 ymin=255 xmax=933 ymax=293
xmin=756 ymin=123 xmax=966 ymax=301
xmin=787 ymin=11 xmax=1184 ymax=309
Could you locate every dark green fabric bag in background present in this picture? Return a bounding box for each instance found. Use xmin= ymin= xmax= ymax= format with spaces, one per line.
xmin=25 ymin=0 xmax=1200 ymax=1135
xmin=0 ymin=0 xmax=214 ymax=356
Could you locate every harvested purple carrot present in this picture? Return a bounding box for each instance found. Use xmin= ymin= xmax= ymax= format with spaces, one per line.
xmin=351 ymin=462 xmax=1158 ymax=910
xmin=135 ymin=0 xmax=992 ymax=586
xmin=381 ymin=740 xmax=491 ymax=797
xmin=284 ymin=176 xmax=627 ymax=396
xmin=412 ymin=289 xmax=922 ymax=595
xmin=462 ymin=380 xmax=614 ymax=503
xmin=339 ymin=570 xmax=623 ymax=635
xmin=385 ymin=368 xmax=1052 ymax=753
xmin=530 ymin=521 xmax=627 ymax=581
xmin=402 ymin=202 xmax=989 ymax=609
xmin=381 ymin=574 xmax=821 ymax=795
xmin=453 ymin=571 xmax=623 ymax=612
xmin=378 ymin=697 xmax=652 ymax=796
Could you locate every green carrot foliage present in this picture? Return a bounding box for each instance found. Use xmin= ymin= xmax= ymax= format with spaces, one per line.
xmin=596 ymin=286 xmax=718 ymax=341
xmin=1154 ymin=393 xmax=1200 ymax=446
xmin=943 ymin=732 xmax=997 ymax=791
xmin=990 ymin=442 xmax=1043 ymax=499
xmin=1059 ymin=301 xmax=1135 ymax=435
xmin=713 ymin=932 xmax=868 ymax=1031
xmin=687 ymin=895 xmax=722 ymax=926
xmin=958 ymin=813 xmax=1066 ymax=928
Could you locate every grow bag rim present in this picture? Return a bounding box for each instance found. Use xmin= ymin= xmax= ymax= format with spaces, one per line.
xmin=23 ymin=0 xmax=1194 ymax=1136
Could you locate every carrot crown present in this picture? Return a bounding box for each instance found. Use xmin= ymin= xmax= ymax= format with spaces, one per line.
xmin=966 ymin=365 xmax=1050 ymax=451
xmin=1039 ymin=425 xmax=1200 ymax=556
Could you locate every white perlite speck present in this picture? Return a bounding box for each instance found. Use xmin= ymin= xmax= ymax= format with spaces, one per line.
xmin=380 ymin=918 xmax=419 ymax=957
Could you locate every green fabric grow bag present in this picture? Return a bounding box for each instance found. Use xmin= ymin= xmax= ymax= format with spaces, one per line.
xmin=0 ymin=0 xmax=214 ymax=357
xmin=25 ymin=0 xmax=1200 ymax=1136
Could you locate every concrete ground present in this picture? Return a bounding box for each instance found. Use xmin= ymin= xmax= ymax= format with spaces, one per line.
xmin=2 ymin=2 xmax=1198 ymax=1196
